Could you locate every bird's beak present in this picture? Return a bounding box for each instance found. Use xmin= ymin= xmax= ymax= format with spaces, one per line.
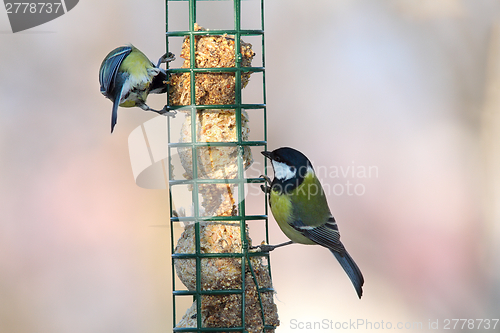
xmin=261 ymin=151 xmax=272 ymax=159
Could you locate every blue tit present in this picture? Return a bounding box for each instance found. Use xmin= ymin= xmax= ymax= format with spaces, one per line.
xmin=99 ymin=45 xmax=176 ymax=133
xmin=260 ymin=147 xmax=364 ymax=298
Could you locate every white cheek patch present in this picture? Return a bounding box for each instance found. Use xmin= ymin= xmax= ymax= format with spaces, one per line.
xmin=272 ymin=160 xmax=296 ymax=181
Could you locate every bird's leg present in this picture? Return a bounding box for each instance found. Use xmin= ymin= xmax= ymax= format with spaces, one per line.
xmin=139 ymin=104 xmax=177 ymax=117
xmin=251 ymin=240 xmax=294 ymax=252
xmin=260 ymin=174 xmax=272 ymax=194
xmin=157 ymin=52 xmax=175 ymax=67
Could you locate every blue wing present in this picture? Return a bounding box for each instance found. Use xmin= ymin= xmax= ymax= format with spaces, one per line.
xmin=110 ymin=83 xmax=125 ymax=133
xmin=99 ymin=46 xmax=132 ymax=98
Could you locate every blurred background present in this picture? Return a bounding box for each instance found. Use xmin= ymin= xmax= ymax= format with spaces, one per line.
xmin=1 ymin=0 xmax=500 ymax=332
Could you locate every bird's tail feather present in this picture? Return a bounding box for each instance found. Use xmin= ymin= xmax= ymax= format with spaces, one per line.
xmin=111 ymin=99 xmax=119 ymax=133
xmin=331 ymin=250 xmax=364 ymax=298
xmin=111 ymin=84 xmax=125 ymax=133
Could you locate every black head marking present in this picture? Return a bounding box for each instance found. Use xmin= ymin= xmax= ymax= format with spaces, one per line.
xmin=261 ymin=147 xmax=314 ymax=194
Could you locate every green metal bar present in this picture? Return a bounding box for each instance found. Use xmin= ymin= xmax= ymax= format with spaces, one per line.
xmin=172 ymin=253 xmax=243 ymax=259
xmin=165 ymin=2 xmax=169 ymax=60
xmin=232 ymin=1 xmax=248 ymax=331
xmin=167 ymin=104 xmax=265 ymax=111
xmin=165 ymin=0 xmax=178 ymax=314
xmin=167 ymin=141 xmax=266 ymax=148
xmin=259 ymin=0 xmax=272 ymax=283
xmin=167 ymin=0 xmax=252 ymax=1
xmin=167 ymin=67 xmax=264 ymax=73
xmin=168 ymin=0 xmax=252 ymax=1
xmin=175 ymin=325 xmax=280 ymax=333
xmin=172 ymin=327 xmax=277 ymax=333
xmin=169 ymin=177 xmax=266 ymax=186
xmin=174 ymin=289 xmax=243 ymax=295
xmin=173 ymin=328 xmax=245 ymax=333
xmin=173 ymin=287 xmax=274 ymax=296
xmin=167 ymin=0 xmax=274 ymax=331
xmin=166 ymin=30 xmax=263 ymax=36
xmin=245 ymin=253 xmax=267 ymax=329
xmin=171 ymin=215 xmax=267 ymax=223
xmin=185 ymin=3 xmax=203 ymax=331
xmin=172 ymin=251 xmax=270 ymax=259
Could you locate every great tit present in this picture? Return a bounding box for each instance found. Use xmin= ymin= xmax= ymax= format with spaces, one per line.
xmin=99 ymin=45 xmax=176 ymax=133
xmin=260 ymin=147 xmax=364 ymax=298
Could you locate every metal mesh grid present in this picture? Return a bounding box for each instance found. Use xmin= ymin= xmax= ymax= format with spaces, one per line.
xmin=165 ymin=1 xmax=274 ymax=332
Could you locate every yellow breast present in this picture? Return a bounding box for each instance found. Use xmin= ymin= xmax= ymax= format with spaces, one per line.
xmin=270 ymin=190 xmax=292 ymax=223
xmin=269 ymin=189 xmax=316 ymax=245
xmin=119 ymin=47 xmax=156 ymax=91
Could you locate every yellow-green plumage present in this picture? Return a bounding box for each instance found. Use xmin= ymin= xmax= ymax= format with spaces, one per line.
xmin=119 ymin=47 xmax=152 ymax=75
xmin=99 ymin=44 xmax=174 ymax=132
xmin=118 ymin=47 xmax=156 ymax=107
xmin=270 ymin=171 xmax=330 ymax=244
xmin=263 ymin=147 xmax=364 ymax=298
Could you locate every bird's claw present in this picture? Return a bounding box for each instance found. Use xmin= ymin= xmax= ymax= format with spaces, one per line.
xmin=250 ymin=240 xmax=294 ymax=253
xmin=260 ymin=174 xmax=272 ymax=185
xmin=158 ymin=106 xmax=177 ymax=118
xmin=260 ymin=174 xmax=272 ymax=194
xmin=250 ymin=243 xmax=276 ymax=253
xmin=157 ymin=52 xmax=175 ymax=67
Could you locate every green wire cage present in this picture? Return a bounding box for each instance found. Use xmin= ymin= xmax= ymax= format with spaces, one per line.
xmin=164 ymin=0 xmax=278 ymax=332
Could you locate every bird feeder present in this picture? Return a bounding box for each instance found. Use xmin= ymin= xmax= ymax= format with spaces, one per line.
xmin=165 ymin=0 xmax=278 ymax=332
